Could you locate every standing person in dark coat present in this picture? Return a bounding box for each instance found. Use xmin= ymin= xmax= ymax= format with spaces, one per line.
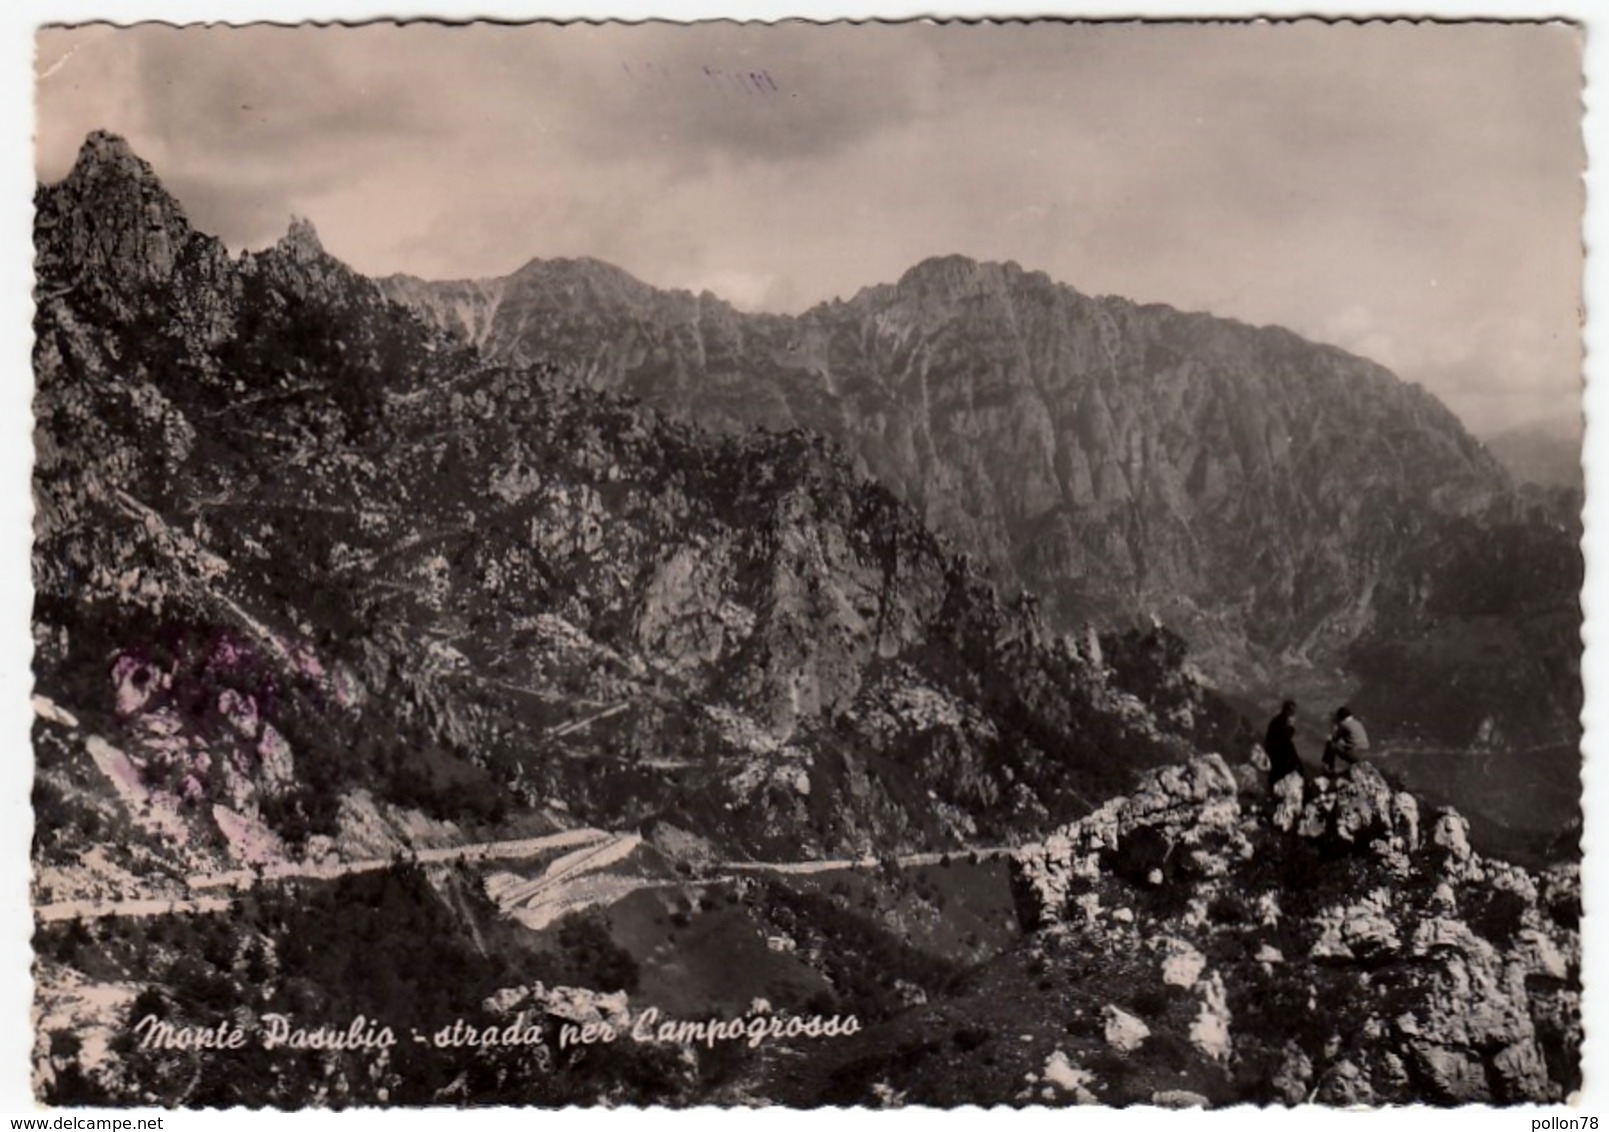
xmin=1263 ymin=699 xmax=1304 ymax=792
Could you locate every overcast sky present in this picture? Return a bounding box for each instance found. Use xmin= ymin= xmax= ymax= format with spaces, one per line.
xmin=34 ymin=20 xmax=1583 ymax=436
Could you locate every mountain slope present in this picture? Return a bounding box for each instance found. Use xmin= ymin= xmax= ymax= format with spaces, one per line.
xmin=381 ymin=255 xmax=1516 ymax=688
xmin=1482 ymin=417 xmax=1584 ymax=491
xmin=29 ymin=129 xmax=1578 ymax=1112
xmin=33 ymin=132 xmax=1245 ymax=892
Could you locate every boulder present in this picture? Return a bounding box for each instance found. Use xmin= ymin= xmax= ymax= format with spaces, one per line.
xmin=1272 ymin=1041 xmax=1313 ymax=1104
xmin=1103 ymin=1005 xmax=1150 ymax=1053
xmin=1409 ymin=1043 xmax=1489 ymax=1103
xmin=1188 ymin=973 xmax=1232 ymax=1062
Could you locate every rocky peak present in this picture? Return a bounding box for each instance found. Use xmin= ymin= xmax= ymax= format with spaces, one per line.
xmin=251 ymin=212 xmax=378 ymax=308
xmin=889 ymin=254 xmax=1040 ymax=307
xmin=35 ymin=130 xmax=197 ymax=293
xmin=275 ymin=214 xmax=327 ymax=263
xmin=62 ymin=131 xmax=165 ymax=197
xmin=504 ymin=255 xmax=663 ymax=312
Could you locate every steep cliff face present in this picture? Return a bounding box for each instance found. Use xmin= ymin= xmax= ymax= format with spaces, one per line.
xmin=377 ymin=272 xmax=506 ymax=349
xmin=779 ymin=760 xmax=1579 ymax=1106
xmin=1348 ymin=497 xmax=1583 ymax=751
xmin=384 ymin=254 xmax=1542 ymax=700
xmin=34 ymin=134 xmax=1242 ymax=888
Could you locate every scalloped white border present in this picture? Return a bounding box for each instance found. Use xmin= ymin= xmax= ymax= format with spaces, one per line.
xmin=2 ymin=5 xmax=1599 ymax=1129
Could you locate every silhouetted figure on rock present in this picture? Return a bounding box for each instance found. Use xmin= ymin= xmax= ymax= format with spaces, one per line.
xmin=1323 ymin=706 xmax=1370 ymax=776
xmin=1263 ymin=699 xmax=1304 ymax=793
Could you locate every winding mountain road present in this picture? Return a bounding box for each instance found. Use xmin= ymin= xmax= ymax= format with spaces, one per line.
xmin=34 ymin=828 xmax=1020 ymax=926
xmin=34 ymin=827 xmax=614 ymax=923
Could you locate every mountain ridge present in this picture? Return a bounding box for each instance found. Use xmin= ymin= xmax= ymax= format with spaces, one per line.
xmin=32 ymin=129 xmax=1244 ymax=876
xmin=42 ymin=128 xmax=1583 ymax=813
xmin=376 ymin=238 xmax=1532 ymax=694
xmin=27 ymin=127 xmax=1582 ymax=1111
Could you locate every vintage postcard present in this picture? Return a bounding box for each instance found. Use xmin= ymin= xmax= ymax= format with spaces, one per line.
xmin=21 ymin=14 xmax=1588 ymax=1114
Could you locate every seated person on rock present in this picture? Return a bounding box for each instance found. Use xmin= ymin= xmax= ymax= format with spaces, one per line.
xmin=1322 ymin=706 xmax=1370 ymax=775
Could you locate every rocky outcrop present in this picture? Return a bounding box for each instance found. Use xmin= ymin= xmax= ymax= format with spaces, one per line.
xmin=1011 ymin=755 xmax=1244 ymax=926
xmin=1006 ymin=761 xmax=1580 ymax=1105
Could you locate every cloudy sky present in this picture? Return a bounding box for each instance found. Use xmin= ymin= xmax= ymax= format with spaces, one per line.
xmin=34 ymin=20 xmax=1582 ymax=436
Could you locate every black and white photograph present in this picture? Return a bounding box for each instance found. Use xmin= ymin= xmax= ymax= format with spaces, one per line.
xmin=19 ymin=14 xmax=1590 ymax=1112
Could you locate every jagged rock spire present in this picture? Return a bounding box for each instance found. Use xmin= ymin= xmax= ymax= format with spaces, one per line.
xmin=58 ymin=130 xmax=185 ymax=222
xmin=65 ymin=130 xmax=152 ymax=183
xmin=276 ymin=214 xmax=326 ymax=263
xmin=71 ymin=129 xmax=134 ymax=167
xmin=36 ymin=130 xmax=195 ymax=291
